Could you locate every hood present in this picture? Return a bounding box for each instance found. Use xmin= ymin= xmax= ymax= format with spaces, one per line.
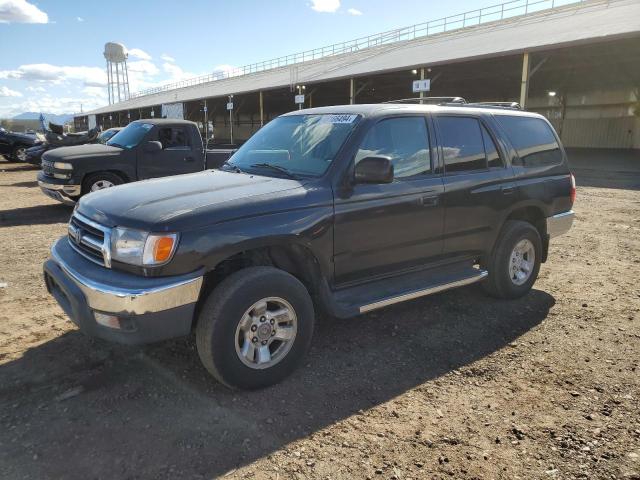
xmin=77 ymin=170 xmax=316 ymax=231
xmin=42 ymin=143 xmax=123 ymax=162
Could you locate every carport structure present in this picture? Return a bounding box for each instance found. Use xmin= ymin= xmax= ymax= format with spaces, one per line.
xmin=76 ymin=0 xmax=640 ymax=149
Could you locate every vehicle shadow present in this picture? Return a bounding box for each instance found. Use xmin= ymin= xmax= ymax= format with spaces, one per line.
xmin=0 ymin=286 xmax=555 ymax=479
xmin=0 ymin=203 xmax=72 ymax=228
xmin=0 ymin=161 xmax=40 ymax=172
xmin=5 ymin=180 xmax=38 ymax=188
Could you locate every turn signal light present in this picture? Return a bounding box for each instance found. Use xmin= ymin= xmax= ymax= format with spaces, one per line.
xmin=154 ymin=236 xmax=175 ymax=262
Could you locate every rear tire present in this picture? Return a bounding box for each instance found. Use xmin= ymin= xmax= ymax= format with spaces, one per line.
xmin=482 ymin=220 xmax=542 ymax=299
xmin=82 ymin=172 xmax=124 ymax=195
xmin=12 ymin=146 xmax=27 ymax=162
xmin=196 ymin=267 xmax=315 ymax=390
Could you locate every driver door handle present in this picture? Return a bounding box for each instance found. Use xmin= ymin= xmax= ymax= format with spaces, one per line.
xmin=420 ymin=195 xmax=439 ymax=207
xmin=184 ymin=156 xmax=195 ymax=162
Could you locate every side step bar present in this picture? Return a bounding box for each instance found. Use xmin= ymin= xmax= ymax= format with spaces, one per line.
xmin=359 ymin=270 xmax=488 ymax=314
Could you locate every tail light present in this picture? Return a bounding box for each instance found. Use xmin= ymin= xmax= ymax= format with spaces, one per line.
xmin=569 ymin=173 xmax=576 ymax=206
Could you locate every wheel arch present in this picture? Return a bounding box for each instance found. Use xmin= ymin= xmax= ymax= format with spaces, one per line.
xmin=197 ymin=240 xmax=327 ymax=320
xmin=495 ymin=203 xmax=549 ymax=262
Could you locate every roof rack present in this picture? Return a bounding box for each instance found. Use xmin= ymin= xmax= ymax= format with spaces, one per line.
xmin=383 ymin=96 xmax=467 ymax=105
xmin=466 ymin=101 xmax=522 ymax=110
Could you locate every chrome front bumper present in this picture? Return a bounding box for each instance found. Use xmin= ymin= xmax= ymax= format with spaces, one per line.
xmin=44 ymin=237 xmax=204 ymax=344
xmin=38 ymin=180 xmax=81 ymax=206
xmin=546 ymin=210 xmax=575 ymax=238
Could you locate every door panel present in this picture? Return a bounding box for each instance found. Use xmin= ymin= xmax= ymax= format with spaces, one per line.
xmin=435 ymin=115 xmax=515 ymax=257
xmin=333 ymin=115 xmax=444 ymax=285
xmin=334 ymin=178 xmax=445 ymax=284
xmin=138 ymin=126 xmax=200 ymax=179
xmin=442 ymin=170 xmax=513 ymax=255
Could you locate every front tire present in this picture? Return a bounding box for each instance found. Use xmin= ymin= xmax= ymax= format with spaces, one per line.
xmin=482 ymin=220 xmax=542 ymax=299
xmin=196 ymin=267 xmax=315 ymax=390
xmin=82 ymin=172 xmax=124 ymax=195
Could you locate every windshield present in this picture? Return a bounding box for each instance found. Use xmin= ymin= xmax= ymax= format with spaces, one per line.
xmin=106 ymin=122 xmax=153 ymax=149
xmin=227 ymin=114 xmax=360 ymax=178
xmin=98 ymin=129 xmax=118 ymax=144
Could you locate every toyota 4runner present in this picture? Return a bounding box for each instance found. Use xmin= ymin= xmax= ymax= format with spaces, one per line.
xmin=43 ymin=103 xmax=575 ymax=389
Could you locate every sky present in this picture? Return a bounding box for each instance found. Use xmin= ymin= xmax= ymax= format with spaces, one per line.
xmin=0 ymin=0 xmax=495 ymax=117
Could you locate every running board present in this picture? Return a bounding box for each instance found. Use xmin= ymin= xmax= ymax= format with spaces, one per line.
xmin=359 ymin=269 xmax=488 ymax=313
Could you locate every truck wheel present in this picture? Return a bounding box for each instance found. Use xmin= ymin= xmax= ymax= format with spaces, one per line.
xmin=82 ymin=172 xmax=123 ymax=194
xmin=482 ymin=220 xmax=542 ymax=299
xmin=12 ymin=146 xmax=27 ymax=162
xmin=196 ymin=267 xmax=315 ymax=390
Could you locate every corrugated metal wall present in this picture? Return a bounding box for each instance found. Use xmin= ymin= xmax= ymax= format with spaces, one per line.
xmin=549 ymin=117 xmax=636 ymax=149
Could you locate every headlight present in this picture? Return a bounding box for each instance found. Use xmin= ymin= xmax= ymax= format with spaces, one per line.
xmin=111 ymin=227 xmax=178 ymax=266
xmin=53 ymin=161 xmax=73 ymax=170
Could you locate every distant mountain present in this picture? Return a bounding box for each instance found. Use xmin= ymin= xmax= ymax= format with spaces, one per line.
xmin=11 ymin=112 xmax=74 ymax=124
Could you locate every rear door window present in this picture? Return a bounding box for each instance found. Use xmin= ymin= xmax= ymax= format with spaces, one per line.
xmin=481 ymin=124 xmax=503 ymax=169
xmin=496 ymin=116 xmax=562 ymax=167
xmin=436 ymin=116 xmax=486 ymax=174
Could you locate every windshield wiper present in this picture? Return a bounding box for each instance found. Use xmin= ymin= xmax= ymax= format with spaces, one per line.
xmin=221 ymin=161 xmax=244 ymax=173
xmin=250 ymin=163 xmax=297 ymax=179
xmin=107 ymin=142 xmax=125 ymax=149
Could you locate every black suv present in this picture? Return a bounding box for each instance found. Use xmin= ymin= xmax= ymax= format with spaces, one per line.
xmin=43 ymin=104 xmax=575 ymax=389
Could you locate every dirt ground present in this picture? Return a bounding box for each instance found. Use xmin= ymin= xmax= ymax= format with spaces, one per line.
xmin=0 ymin=151 xmax=639 ymax=480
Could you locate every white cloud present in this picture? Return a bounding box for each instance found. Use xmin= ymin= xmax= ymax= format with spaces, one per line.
xmin=212 ymin=64 xmax=238 ymax=78
xmin=127 ymin=60 xmax=159 ymax=76
xmin=0 ymin=63 xmax=107 ymax=87
xmin=161 ymin=54 xmax=175 ymax=63
xmin=310 ymin=0 xmax=340 ymax=13
xmin=82 ymin=86 xmax=107 ymax=99
xmin=0 ymin=94 xmax=100 ymax=116
xmin=0 ymin=0 xmax=48 ymax=23
xmin=128 ymin=48 xmax=151 ymax=61
xmin=162 ymin=62 xmax=195 ymax=82
xmin=347 ymin=7 xmax=362 ymax=15
xmin=26 ymin=85 xmax=45 ymax=92
xmin=0 ymin=86 xmax=22 ymax=97
xmin=76 ymin=16 xmax=83 ymax=22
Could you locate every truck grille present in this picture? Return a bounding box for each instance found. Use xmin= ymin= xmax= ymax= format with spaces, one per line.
xmin=67 ymin=213 xmax=112 ymax=268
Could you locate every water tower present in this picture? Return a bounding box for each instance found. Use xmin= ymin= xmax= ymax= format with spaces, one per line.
xmin=104 ymin=42 xmax=130 ymax=104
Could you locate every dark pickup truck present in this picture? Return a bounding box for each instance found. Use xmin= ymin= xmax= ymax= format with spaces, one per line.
xmin=0 ymin=127 xmax=42 ymax=161
xmin=43 ymin=104 xmax=575 ymax=389
xmin=37 ymin=119 xmax=234 ymax=205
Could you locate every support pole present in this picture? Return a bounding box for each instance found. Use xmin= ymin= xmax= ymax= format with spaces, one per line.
xmin=259 ymin=91 xmax=264 ymax=127
xmin=229 ymin=95 xmax=234 ymax=145
xmin=106 ymin=60 xmax=111 ymax=105
xmin=520 ymin=52 xmax=530 ymax=109
xmin=203 ymin=99 xmax=208 ymax=150
xmin=419 ymin=67 xmax=425 ymax=101
xmin=349 ymin=78 xmax=355 ymax=105
xmin=115 ymin=62 xmax=121 ymax=102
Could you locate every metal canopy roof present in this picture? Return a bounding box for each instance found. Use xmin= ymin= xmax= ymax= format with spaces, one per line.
xmin=84 ymin=0 xmax=640 ymax=116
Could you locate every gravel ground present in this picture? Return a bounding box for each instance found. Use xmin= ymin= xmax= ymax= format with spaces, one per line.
xmin=0 ymin=154 xmax=639 ymax=480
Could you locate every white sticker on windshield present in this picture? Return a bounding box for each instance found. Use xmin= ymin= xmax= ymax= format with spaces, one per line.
xmin=141 ymin=124 xmax=153 ymax=130
xmin=320 ymin=114 xmax=358 ymax=124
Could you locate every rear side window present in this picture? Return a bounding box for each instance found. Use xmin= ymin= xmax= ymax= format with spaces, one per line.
xmin=436 ymin=117 xmax=487 ymax=173
xmin=496 ymin=116 xmax=562 ymax=167
xmin=355 ymin=117 xmax=431 ymax=179
xmin=481 ymin=125 xmax=503 ymax=169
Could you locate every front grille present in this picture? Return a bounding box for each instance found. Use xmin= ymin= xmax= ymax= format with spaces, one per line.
xmin=67 ymin=213 xmax=111 ymax=267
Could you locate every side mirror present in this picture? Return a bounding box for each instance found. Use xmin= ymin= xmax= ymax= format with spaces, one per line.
xmin=354 ymin=156 xmax=394 ymax=184
xmin=143 ymin=140 xmax=162 ymax=153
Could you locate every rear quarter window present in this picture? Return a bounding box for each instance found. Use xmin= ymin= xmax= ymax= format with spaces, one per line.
xmin=496 ymin=116 xmax=563 ymax=167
